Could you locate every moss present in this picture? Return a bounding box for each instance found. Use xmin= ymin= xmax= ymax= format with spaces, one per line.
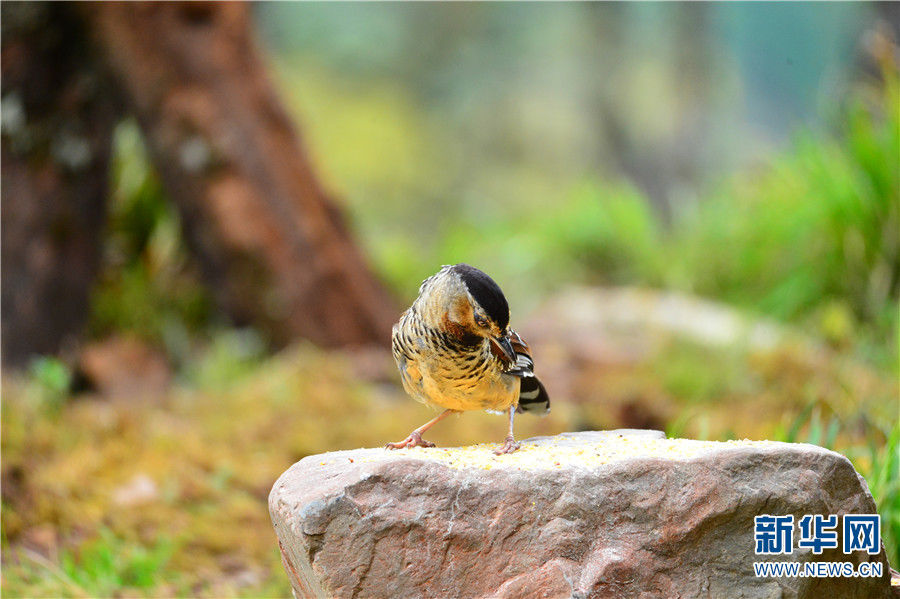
xmin=2 ymin=336 xmax=895 ymax=596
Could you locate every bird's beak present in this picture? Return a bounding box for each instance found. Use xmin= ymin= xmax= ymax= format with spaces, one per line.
xmin=493 ymin=335 xmax=517 ymax=363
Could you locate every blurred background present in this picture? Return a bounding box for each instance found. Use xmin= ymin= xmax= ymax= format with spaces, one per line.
xmin=2 ymin=3 xmax=898 ymax=597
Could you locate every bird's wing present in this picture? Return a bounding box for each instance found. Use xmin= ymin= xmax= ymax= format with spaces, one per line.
xmin=503 ymin=330 xmax=536 ymax=377
xmin=504 ymin=330 xmax=551 ymax=414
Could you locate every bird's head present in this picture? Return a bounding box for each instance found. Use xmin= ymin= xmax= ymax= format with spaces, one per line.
xmin=417 ymin=264 xmax=516 ymax=360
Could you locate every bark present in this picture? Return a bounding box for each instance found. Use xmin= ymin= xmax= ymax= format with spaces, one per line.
xmin=1 ymin=3 xmax=120 ymax=367
xmin=81 ymin=2 xmax=397 ymax=349
xmin=2 ymin=2 xmax=398 ymax=367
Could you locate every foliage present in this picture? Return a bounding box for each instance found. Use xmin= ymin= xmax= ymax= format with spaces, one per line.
xmin=668 ymin=67 xmax=899 ymax=355
xmin=278 ymin=56 xmax=898 ymax=362
xmin=421 ymin=180 xmax=662 ymax=308
xmin=184 ymin=329 xmax=267 ymax=391
xmin=25 ymin=356 xmax=72 ymax=413
xmin=88 ymin=121 xmax=212 ymax=360
xmin=853 ymin=422 xmax=900 ymax=568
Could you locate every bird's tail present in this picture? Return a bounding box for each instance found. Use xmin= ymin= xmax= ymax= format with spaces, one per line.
xmin=517 ymin=376 xmax=550 ymax=414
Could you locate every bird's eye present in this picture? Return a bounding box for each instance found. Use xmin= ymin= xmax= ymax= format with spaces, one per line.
xmin=474 ymin=314 xmax=487 ymax=327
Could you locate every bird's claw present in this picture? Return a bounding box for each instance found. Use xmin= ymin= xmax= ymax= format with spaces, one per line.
xmin=493 ymin=436 xmax=520 ymax=455
xmin=386 ymin=431 xmax=436 ymax=450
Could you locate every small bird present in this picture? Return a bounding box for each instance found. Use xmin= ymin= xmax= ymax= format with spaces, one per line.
xmin=387 ymin=264 xmax=549 ymax=454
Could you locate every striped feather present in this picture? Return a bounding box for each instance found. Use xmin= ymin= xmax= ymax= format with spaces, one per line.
xmin=517 ymin=376 xmax=549 ymax=414
xmin=504 ymin=330 xmax=550 ymax=414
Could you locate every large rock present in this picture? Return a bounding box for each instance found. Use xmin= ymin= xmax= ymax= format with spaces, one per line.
xmin=269 ymin=430 xmax=892 ymax=598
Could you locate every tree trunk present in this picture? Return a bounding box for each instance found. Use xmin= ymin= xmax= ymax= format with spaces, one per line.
xmin=82 ymin=1 xmax=397 ymax=349
xmin=2 ymin=2 xmax=398 ymax=368
xmin=1 ymin=3 xmax=120 ymax=367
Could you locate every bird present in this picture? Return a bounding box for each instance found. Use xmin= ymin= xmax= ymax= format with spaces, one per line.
xmin=386 ymin=263 xmax=549 ymax=455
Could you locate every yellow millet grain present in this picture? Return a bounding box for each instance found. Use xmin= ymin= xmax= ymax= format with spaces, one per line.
xmin=347 ymin=436 xmax=783 ymax=471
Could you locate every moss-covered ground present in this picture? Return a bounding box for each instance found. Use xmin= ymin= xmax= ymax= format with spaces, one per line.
xmin=3 ymin=328 xmax=896 ymax=597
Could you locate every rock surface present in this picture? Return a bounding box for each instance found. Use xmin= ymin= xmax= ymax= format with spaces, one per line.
xmin=269 ymin=430 xmax=892 ymax=599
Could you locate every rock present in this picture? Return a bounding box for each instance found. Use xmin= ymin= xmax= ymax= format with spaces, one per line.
xmin=518 ymin=288 xmax=790 ymax=411
xmin=78 ymin=335 xmax=171 ymax=398
xmin=269 ymin=430 xmax=892 ymax=599
xmin=526 ymin=288 xmax=785 ymax=356
xmin=111 ymin=473 xmax=159 ymax=507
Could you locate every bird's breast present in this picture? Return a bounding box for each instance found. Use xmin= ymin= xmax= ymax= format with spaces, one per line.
xmin=392 ymin=316 xmax=518 ymax=411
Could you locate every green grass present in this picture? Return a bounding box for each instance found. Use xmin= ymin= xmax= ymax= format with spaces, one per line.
xmin=846 ymin=421 xmax=900 ymax=568
xmin=60 ymin=533 xmax=174 ymax=594
xmin=786 ymin=415 xmax=900 ymax=568
xmin=25 ymin=357 xmax=72 ymax=414
xmin=3 ymin=532 xmax=177 ymax=598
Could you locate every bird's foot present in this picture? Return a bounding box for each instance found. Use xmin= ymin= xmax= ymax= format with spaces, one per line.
xmin=493 ymin=436 xmax=520 ymax=455
xmin=386 ymin=431 xmax=436 ymax=450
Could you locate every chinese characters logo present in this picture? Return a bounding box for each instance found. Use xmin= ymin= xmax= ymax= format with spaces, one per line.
xmin=754 ymin=514 xmax=880 ymax=555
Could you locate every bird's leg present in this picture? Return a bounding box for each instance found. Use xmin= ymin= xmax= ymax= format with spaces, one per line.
xmin=494 ymin=404 xmax=521 ymax=455
xmin=386 ymin=409 xmax=457 ymax=449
